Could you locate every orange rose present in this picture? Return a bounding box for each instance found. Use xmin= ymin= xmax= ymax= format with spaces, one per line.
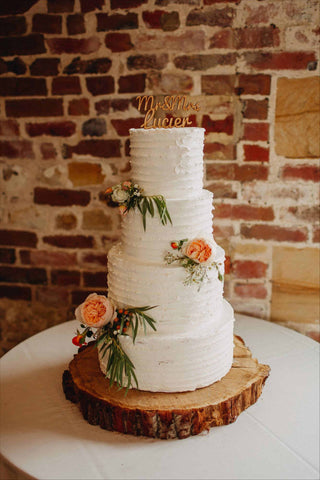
xmin=183 ymin=238 xmax=214 ymax=264
xmin=75 ymin=293 xmax=115 ymax=328
xmin=118 ymin=205 xmax=128 ymax=216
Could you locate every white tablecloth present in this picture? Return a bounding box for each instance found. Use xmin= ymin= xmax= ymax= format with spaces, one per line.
xmin=1 ymin=315 xmax=319 ymax=480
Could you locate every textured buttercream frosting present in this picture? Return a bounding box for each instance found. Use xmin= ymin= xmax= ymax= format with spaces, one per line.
xmin=100 ymin=127 xmax=234 ymax=392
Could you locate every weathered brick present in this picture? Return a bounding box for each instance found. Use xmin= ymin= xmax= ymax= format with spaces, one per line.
xmin=282 ymin=165 xmax=320 ymax=182
xmin=136 ymin=31 xmax=205 ymax=52
xmin=307 ymin=331 xmax=320 ymax=343
xmin=201 ymin=75 xmax=235 ymax=95
xmin=80 ymin=0 xmax=104 ymax=12
xmin=204 ymin=0 xmax=238 ymax=3
xmin=110 ymin=0 xmax=146 ymax=7
xmin=68 ymin=98 xmax=89 ymax=116
xmin=82 ymin=209 xmax=112 ymax=230
xmin=36 ymin=286 xmax=69 ymax=307
xmin=0 ymin=16 xmax=26 ymax=36
xmin=243 ymin=144 xmax=269 ymax=162
xmin=32 ymin=14 xmax=62 ymax=34
xmin=244 ymin=51 xmax=317 ymax=70
xmin=47 ymin=37 xmax=101 ymax=54
xmin=97 ymin=13 xmax=138 ymax=31
xmin=95 ymin=99 xmax=110 ymax=115
xmin=30 ymin=58 xmax=60 ymax=76
xmin=232 ymin=260 xmax=267 ymax=279
xmin=68 ymin=162 xmax=105 ymax=186
xmin=234 ymin=283 xmax=267 ymax=299
xmin=82 ymin=118 xmax=106 ymax=137
xmin=156 ymin=0 xmax=200 ymax=4
xmin=0 ymin=140 xmax=34 ymax=159
xmin=112 ymin=99 xmax=130 ymax=111
xmin=313 ymin=227 xmax=320 ymax=243
xmin=127 ymin=54 xmax=168 ymax=70
xmin=64 ymin=57 xmax=111 ymax=75
xmin=80 ymin=252 xmax=106 ymax=267
xmin=202 ymin=115 xmax=233 ymax=135
xmin=215 ymin=204 xmax=274 ymax=221
xmin=242 ymin=123 xmax=269 ymax=142
xmin=48 ymin=0 xmax=74 ymax=12
xmin=63 ymin=139 xmax=120 ymax=158
xmin=51 ymin=269 xmax=80 ymax=286
xmin=0 ymin=34 xmax=45 ymax=56
xmin=26 ymin=121 xmax=76 ymax=137
xmin=187 ymin=6 xmax=235 ymax=27
xmin=43 ymin=235 xmax=94 ymax=249
xmin=204 ymin=142 xmax=236 ymax=160
xmin=235 ymin=26 xmax=280 ymax=49
xmin=206 ymin=163 xmax=268 ymax=181
xmin=0 ymin=77 xmax=47 ymax=97
xmin=0 ymin=120 xmax=19 ymax=137
xmin=40 ymin=142 xmax=57 ymax=160
xmin=0 ymin=57 xmax=26 ymax=75
xmin=174 ymin=53 xmax=236 ymax=71
xmin=0 ymin=1 xmax=38 ymax=15
xmin=213 ymin=225 xmax=234 ymax=239
xmin=67 ymin=14 xmax=85 ymax=34
xmin=241 ymin=224 xmax=308 ymax=242
xmin=242 ymin=99 xmax=268 ymax=120
xmin=209 ymin=29 xmax=233 ymax=48
xmin=55 ymin=213 xmax=77 ymax=230
xmin=71 ymin=289 xmax=106 ymax=305
xmin=83 ymin=271 xmax=107 ymax=287
xmin=280 ymin=206 xmax=320 ymax=223
xmin=105 ymin=33 xmax=132 ymax=52
xmin=118 ymin=74 xmax=146 ymax=93
xmin=206 ymin=182 xmax=237 ymax=199
xmin=237 ymin=74 xmax=271 ymax=95
xmin=111 ymin=118 xmax=145 ymax=136
xmin=34 ymin=187 xmax=90 ymax=206
xmin=148 ymin=72 xmax=193 ymax=93
xmin=6 ymin=99 xmax=63 ymax=117
xmin=52 ymin=76 xmax=81 ymax=95
xmin=20 ymin=249 xmax=76 ymax=266
xmin=142 ymin=10 xmax=180 ymax=30
xmin=86 ymin=76 xmax=114 ymax=95
xmin=0 ymin=285 xmax=31 ymax=300
xmin=0 ymin=266 xmax=47 ymax=285
xmin=0 ymin=248 xmax=16 ymax=264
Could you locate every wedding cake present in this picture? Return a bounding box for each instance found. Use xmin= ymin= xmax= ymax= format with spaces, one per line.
xmin=97 ymin=127 xmax=235 ymax=392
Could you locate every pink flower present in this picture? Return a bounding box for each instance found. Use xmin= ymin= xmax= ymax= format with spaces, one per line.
xmin=183 ymin=238 xmax=215 ymax=264
xmin=75 ymin=293 xmax=115 ymax=328
xmin=122 ymin=181 xmax=132 ymax=191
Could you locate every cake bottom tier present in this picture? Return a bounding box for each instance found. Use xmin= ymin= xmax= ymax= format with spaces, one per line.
xmin=99 ymin=299 xmax=234 ymax=393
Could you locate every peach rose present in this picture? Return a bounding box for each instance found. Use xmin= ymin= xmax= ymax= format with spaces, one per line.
xmin=183 ymin=238 xmax=215 ymax=264
xmin=122 ymin=181 xmax=132 ymax=191
xmin=75 ymin=293 xmax=115 ymax=328
xmin=118 ymin=205 xmax=128 ymax=216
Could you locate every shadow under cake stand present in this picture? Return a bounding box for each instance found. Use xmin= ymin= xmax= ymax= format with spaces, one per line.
xmin=63 ymin=336 xmax=270 ymax=440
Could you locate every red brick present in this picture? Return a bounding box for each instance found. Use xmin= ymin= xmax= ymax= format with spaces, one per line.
xmin=0 ymin=34 xmax=45 ymax=56
xmin=34 ymin=187 xmax=90 ymax=206
xmin=224 ymin=255 xmax=231 ymax=274
xmin=244 ymin=51 xmax=317 ymax=70
xmin=52 ymin=76 xmax=81 ymax=95
xmin=202 ymin=115 xmax=233 ymax=135
xmin=68 ymin=98 xmax=89 ymax=116
xmin=97 ymin=13 xmax=138 ymax=31
xmin=119 ymin=74 xmax=146 ymax=93
xmin=187 ymin=6 xmax=235 ymax=27
xmin=0 ymin=57 xmax=26 ymax=75
xmin=111 ymin=118 xmax=145 ymax=136
xmin=243 ymin=123 xmax=269 ymax=141
xmin=0 ymin=285 xmax=31 ymax=300
xmin=206 ymin=182 xmax=237 ymax=199
xmin=0 ymin=248 xmax=16 ymax=264
xmin=0 ymin=120 xmax=19 ymax=137
xmin=43 ymin=235 xmax=94 ymax=249
xmin=51 ymin=269 xmax=80 ymax=286
xmin=283 ymin=206 xmax=320 ymax=223
xmin=201 ymin=75 xmax=235 ymax=94
xmin=282 ymin=165 xmax=320 ymax=182
xmin=0 ymin=16 xmax=26 ymax=36
xmin=20 ymin=249 xmax=76 ymax=266
xmin=0 ymin=230 xmax=37 ymax=248
xmin=0 ymin=140 xmax=34 ymax=159
xmin=110 ymin=0 xmax=146 ymax=7
xmin=64 ymin=57 xmax=111 ymax=75
xmin=237 ymin=74 xmax=271 ymax=95
xmin=313 ymin=227 xmax=320 ymax=243
xmin=232 ymin=260 xmax=267 ymax=279
xmin=26 ymin=121 xmax=76 ymax=137
xmin=30 ymin=58 xmax=60 ymax=76
xmin=242 ymin=99 xmax=268 ymax=120
xmin=6 ymin=99 xmax=63 ymax=117
xmin=36 ymin=286 xmax=69 ymax=307
xmin=111 ymin=99 xmax=129 ymax=111
xmin=241 ymin=224 xmax=308 ymax=242
xmin=174 ymin=53 xmax=236 ymax=71
xmin=234 ymin=26 xmax=279 ymax=49
xmin=0 ymin=77 xmax=47 ymax=97
xmin=206 ymin=163 xmax=268 ymax=181
xmin=307 ymin=331 xmax=320 ymax=343
xmin=80 ymin=0 xmax=104 ymax=13
xmin=243 ymin=144 xmax=269 ymax=162
xmin=83 ymin=271 xmax=106 ymax=287
xmin=213 ymin=225 xmax=235 ymax=238
xmin=215 ymin=204 xmax=274 ymax=221
xmin=48 ymin=0 xmax=74 ymax=12
xmin=234 ymin=283 xmax=267 ymax=299
xmin=47 ymin=37 xmax=101 ymax=54
xmin=67 ymin=14 xmax=85 ymax=34
xmin=95 ymin=100 xmax=110 ymax=115
xmin=32 ymin=14 xmax=62 ymax=34
xmin=204 ymin=0 xmax=238 ymax=3
xmin=71 ymin=289 xmax=106 ymax=305
xmin=209 ymin=29 xmax=233 ymax=48
xmin=0 ymin=1 xmax=38 ymax=15
xmin=63 ymin=139 xmax=121 ymax=158
xmin=105 ymin=33 xmax=132 ymax=52
xmin=40 ymin=143 xmax=57 ymax=160
xmin=80 ymin=252 xmax=106 ymax=267
xmin=0 ymin=266 xmax=47 ymax=285
xmin=86 ymin=76 xmax=114 ymax=95
xmin=204 ymin=142 xmax=236 ymax=160
xmin=142 ymin=10 xmax=180 ymax=31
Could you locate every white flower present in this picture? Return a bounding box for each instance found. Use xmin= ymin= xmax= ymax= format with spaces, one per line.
xmin=112 ymin=185 xmax=129 ymax=204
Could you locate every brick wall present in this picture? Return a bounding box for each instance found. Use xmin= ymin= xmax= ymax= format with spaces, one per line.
xmin=0 ymin=0 xmax=319 ymax=355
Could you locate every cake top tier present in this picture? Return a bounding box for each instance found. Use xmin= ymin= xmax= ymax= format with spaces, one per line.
xmin=129 ymin=127 xmax=205 ymax=199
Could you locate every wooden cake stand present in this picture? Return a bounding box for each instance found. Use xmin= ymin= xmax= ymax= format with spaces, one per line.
xmin=62 ymin=336 xmax=270 ymax=440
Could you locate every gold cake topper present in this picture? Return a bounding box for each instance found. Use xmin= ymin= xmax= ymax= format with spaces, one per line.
xmin=136 ymin=95 xmax=200 ymax=129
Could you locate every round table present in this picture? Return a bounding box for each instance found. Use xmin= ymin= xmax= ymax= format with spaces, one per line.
xmin=1 ymin=315 xmax=319 ymax=480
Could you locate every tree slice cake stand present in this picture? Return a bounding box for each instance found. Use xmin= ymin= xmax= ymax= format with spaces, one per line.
xmin=62 ymin=336 xmax=270 ymax=440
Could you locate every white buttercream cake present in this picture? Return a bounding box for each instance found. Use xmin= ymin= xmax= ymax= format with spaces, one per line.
xmin=99 ymin=127 xmax=235 ymax=392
